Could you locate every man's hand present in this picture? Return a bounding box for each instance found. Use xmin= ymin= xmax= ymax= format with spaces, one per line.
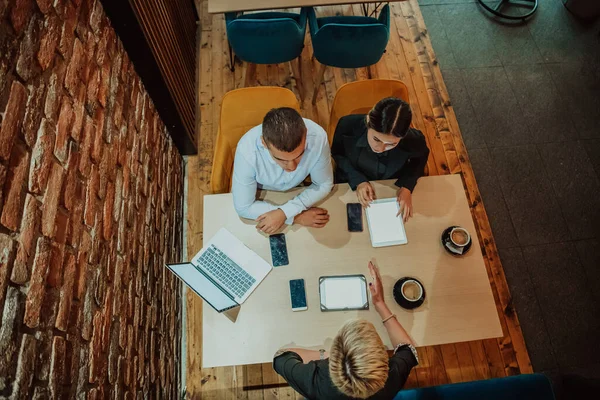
xmin=294 ymin=207 xmax=330 ymax=228
xmin=256 ymin=209 xmax=287 ymax=234
xmin=396 ymin=187 xmax=413 ymax=223
xmin=356 ymin=182 xmax=376 ymax=208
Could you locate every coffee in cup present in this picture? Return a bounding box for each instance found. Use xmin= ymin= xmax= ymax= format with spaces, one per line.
xmin=401 ymin=279 xmax=423 ymax=302
xmin=450 ymin=227 xmax=470 ymax=247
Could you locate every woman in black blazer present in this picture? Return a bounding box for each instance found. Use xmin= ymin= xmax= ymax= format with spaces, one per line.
xmin=331 ymin=97 xmax=430 ymax=222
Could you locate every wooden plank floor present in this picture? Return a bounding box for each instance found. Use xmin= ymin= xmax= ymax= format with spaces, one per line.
xmin=185 ymin=1 xmax=533 ymax=398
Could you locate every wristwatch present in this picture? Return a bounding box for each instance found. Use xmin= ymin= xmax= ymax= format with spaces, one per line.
xmin=319 ymin=349 xmax=326 ymax=360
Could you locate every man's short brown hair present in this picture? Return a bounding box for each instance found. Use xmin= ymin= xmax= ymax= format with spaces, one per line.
xmin=262 ymin=107 xmax=306 ymax=152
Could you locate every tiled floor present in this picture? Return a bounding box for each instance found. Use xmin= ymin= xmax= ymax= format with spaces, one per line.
xmin=420 ymin=0 xmax=600 ymax=396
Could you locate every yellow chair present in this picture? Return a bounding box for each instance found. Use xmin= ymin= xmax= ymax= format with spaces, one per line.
xmin=327 ymin=79 xmax=410 ymax=144
xmin=210 ymin=87 xmax=301 ymax=194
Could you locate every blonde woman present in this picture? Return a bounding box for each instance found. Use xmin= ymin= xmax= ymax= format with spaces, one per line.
xmin=273 ymin=262 xmax=418 ymax=399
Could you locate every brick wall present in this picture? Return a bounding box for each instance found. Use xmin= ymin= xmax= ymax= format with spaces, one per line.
xmin=0 ymin=0 xmax=184 ymax=398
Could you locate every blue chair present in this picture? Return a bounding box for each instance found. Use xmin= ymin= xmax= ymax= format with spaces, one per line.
xmin=307 ymin=5 xmax=390 ymax=104
xmin=393 ymin=374 xmax=556 ymax=400
xmin=225 ymin=9 xmax=308 ymax=96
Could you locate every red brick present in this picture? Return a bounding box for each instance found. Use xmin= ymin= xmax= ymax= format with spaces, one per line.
xmin=16 ymin=15 xmax=43 ymax=81
xmin=57 ymin=0 xmax=78 ymax=58
xmin=91 ymin=108 xmax=104 ymax=163
xmin=103 ymin=183 xmax=114 ymax=240
xmin=108 ymin=320 xmax=119 ymax=384
xmin=88 ymin=0 xmax=102 ymax=32
xmin=74 ymin=251 xmax=88 ymax=301
xmin=55 ymin=95 xmax=73 ymax=163
xmin=10 ymin=194 xmax=41 ymax=284
xmin=64 ymin=38 xmax=84 ymax=96
xmin=79 ymin=115 xmax=94 ymax=177
xmin=102 ymin=287 xmax=113 ymax=347
xmin=86 ymin=62 xmax=100 ymax=109
xmin=0 ymin=233 xmax=16 ymax=318
xmin=0 ymin=81 xmax=27 ymax=161
xmin=81 ymin=31 xmax=96 ymax=84
xmin=41 ymin=162 xmax=64 ymax=237
xmin=37 ymin=11 xmax=61 ymax=71
xmin=54 ymin=209 xmax=68 ymax=244
xmin=97 ymin=59 xmax=110 ymax=108
xmin=89 ymin=310 xmax=103 ymax=382
xmin=90 ymin=216 xmax=102 ymax=265
xmin=11 ymin=333 xmax=37 ymax=398
xmin=94 ymin=261 xmax=105 ymax=306
xmin=71 ymin=84 xmax=85 ymax=141
xmin=74 ymin=345 xmax=89 ymax=395
xmin=43 ymin=57 xmax=66 ymax=122
xmin=45 ymin=240 xmax=63 ymax=289
xmin=21 ymin=80 xmax=47 ymax=148
xmin=24 ymin=238 xmax=52 ymax=328
xmin=66 ymin=185 xmax=83 ymax=247
xmin=81 ymin=284 xmax=93 ymax=341
xmin=98 ymin=149 xmax=110 ymax=199
xmin=49 ymin=336 xmax=66 ymax=397
xmin=36 ymin=0 xmax=53 ymax=13
xmin=0 ymin=287 xmax=25 ymax=385
xmin=84 ymin=164 xmax=98 ymax=227
xmin=1 ymin=145 xmax=31 ymax=231
xmin=62 ymin=142 xmax=79 ymax=210
xmin=0 ymin=163 xmax=7 ymax=209
xmin=10 ymin=0 xmax=35 ymax=35
xmin=55 ymin=252 xmax=75 ymax=331
xmin=117 ymin=125 xmax=127 ymax=167
xmin=28 ymin=118 xmax=54 ymax=195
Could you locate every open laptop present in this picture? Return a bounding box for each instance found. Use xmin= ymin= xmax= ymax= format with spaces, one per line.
xmin=166 ymin=228 xmax=272 ymax=313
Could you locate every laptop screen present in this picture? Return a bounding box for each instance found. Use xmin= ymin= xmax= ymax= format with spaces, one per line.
xmin=167 ymin=262 xmax=237 ymax=312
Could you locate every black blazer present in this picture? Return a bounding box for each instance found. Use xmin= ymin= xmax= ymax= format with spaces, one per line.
xmin=331 ymin=114 xmax=430 ymax=191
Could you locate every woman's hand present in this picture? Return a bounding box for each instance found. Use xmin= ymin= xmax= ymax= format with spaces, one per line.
xmin=368 ymin=261 xmax=385 ymax=308
xmin=356 ymin=182 xmax=376 ymax=208
xmin=396 ymin=187 xmax=413 ymax=223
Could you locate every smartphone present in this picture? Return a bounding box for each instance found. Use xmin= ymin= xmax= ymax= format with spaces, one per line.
xmin=269 ymin=233 xmax=289 ymax=267
xmin=289 ymin=279 xmax=307 ymax=311
xmin=347 ymin=203 xmax=363 ymax=232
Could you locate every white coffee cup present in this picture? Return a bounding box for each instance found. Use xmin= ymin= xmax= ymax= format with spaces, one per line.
xmin=450 ymin=227 xmax=471 ymax=248
xmin=401 ymin=279 xmax=424 ymax=302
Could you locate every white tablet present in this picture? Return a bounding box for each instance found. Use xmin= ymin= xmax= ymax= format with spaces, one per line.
xmin=319 ymin=275 xmax=369 ymax=312
xmin=365 ymin=198 xmax=408 ymax=247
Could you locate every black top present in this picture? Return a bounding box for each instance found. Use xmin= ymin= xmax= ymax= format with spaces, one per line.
xmin=331 ymin=115 xmax=430 ymax=191
xmin=273 ymin=346 xmax=418 ymax=400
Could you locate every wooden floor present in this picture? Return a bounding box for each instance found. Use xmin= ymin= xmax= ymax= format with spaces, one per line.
xmin=185 ymin=0 xmax=533 ymax=398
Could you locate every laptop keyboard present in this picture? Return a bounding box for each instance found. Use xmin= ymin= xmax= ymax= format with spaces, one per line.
xmin=199 ymin=245 xmax=256 ymax=298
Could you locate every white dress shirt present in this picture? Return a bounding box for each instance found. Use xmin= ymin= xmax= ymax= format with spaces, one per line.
xmin=232 ymin=118 xmax=334 ymax=225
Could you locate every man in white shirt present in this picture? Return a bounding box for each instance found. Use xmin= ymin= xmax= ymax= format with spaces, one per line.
xmin=232 ymin=107 xmax=334 ymax=234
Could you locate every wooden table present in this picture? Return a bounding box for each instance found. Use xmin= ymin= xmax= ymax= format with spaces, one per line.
xmin=208 ymin=0 xmax=403 ymax=14
xmin=201 ymin=175 xmax=502 ymax=368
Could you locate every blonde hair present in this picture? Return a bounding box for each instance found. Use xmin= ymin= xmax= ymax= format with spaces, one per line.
xmin=329 ymin=319 xmax=389 ymax=398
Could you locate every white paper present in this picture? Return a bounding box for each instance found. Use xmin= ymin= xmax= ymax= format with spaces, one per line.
xmin=322 ymin=278 xmax=366 ymax=309
xmin=366 ymin=199 xmax=408 ymax=247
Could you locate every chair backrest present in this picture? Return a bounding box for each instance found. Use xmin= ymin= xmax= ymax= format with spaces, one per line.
xmin=309 ymin=5 xmax=390 ymax=68
xmin=226 ymin=10 xmax=307 ymax=64
xmin=393 ymin=373 xmax=556 ymax=400
xmin=327 ymin=79 xmax=410 ymax=144
xmin=210 ymin=87 xmax=301 ymax=194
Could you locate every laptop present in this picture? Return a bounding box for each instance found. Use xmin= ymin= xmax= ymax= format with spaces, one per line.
xmin=166 ymin=228 xmax=272 ymax=313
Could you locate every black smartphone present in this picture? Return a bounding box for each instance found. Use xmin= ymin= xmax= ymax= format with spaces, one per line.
xmin=347 ymin=203 xmax=363 ymax=232
xmin=269 ymin=233 xmax=289 ymax=267
xmin=289 ymin=279 xmax=307 ymax=311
